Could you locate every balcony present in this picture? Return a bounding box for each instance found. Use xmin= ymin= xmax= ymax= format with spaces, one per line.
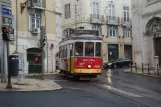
xmin=28 ymin=0 xmax=45 ymax=9
xmin=121 ymin=18 xmax=132 ymax=27
xmin=106 ymin=16 xmax=120 ymax=25
xmin=90 ymin=14 xmax=104 ymax=24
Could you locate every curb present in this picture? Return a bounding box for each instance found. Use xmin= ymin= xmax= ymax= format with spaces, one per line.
xmin=0 ymin=87 xmax=63 ymax=92
xmin=124 ymin=71 xmax=161 ymax=79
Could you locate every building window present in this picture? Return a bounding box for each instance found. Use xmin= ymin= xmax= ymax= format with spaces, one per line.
xmin=108 ymin=25 xmax=118 ymax=37
xmin=108 ymin=1 xmax=115 ymax=20
xmin=93 ymin=2 xmax=99 ymax=19
xmin=92 ymin=25 xmax=102 ymax=36
xmin=31 ymin=13 xmax=41 ymax=28
xmin=65 ymin=3 xmax=71 ymax=19
xmin=123 ymin=27 xmax=132 ymax=38
xmin=123 ymin=6 xmax=130 ymax=22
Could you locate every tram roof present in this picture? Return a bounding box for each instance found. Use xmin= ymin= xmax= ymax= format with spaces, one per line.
xmin=59 ymin=34 xmax=103 ymax=44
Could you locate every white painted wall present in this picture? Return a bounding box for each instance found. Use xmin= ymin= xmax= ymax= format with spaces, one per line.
xmin=132 ymin=0 xmax=161 ymax=68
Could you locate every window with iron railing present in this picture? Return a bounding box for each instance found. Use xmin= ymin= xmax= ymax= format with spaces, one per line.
xmin=108 ymin=25 xmax=118 ymax=37
xmin=123 ymin=27 xmax=132 ymax=38
xmin=93 ymin=2 xmax=99 ymax=19
xmin=65 ymin=3 xmax=71 ymax=19
xmin=108 ymin=2 xmax=115 ymax=20
xmin=31 ymin=13 xmax=41 ymax=28
xmin=123 ymin=6 xmax=130 ymax=22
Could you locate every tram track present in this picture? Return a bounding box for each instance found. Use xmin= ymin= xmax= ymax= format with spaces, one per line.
xmin=84 ymin=81 xmax=150 ymax=107
xmin=101 ymin=71 xmax=161 ymax=94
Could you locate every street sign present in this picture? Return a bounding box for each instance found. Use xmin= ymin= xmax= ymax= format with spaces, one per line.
xmin=2 ymin=8 xmax=12 ymax=16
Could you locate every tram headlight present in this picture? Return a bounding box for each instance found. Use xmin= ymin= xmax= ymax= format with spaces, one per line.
xmin=88 ymin=65 xmax=91 ymax=69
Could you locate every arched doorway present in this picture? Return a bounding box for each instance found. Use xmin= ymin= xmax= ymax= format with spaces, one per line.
xmin=146 ymin=17 xmax=161 ymax=66
xmin=27 ymin=48 xmax=42 ymax=73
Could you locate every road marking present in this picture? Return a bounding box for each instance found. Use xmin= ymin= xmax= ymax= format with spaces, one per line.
xmin=100 ymin=84 xmax=143 ymax=98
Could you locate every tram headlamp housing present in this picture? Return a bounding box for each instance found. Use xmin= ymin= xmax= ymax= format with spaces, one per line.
xmin=88 ymin=65 xmax=91 ymax=69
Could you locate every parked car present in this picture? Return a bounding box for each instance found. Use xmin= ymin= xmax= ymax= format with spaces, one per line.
xmin=103 ymin=61 xmax=109 ymax=69
xmin=107 ymin=57 xmax=133 ymax=69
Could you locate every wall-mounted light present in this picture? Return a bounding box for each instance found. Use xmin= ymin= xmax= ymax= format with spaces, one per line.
xmin=20 ymin=1 xmax=28 ymax=14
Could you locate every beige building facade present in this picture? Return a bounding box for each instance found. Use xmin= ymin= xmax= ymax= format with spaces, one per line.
xmin=61 ymin=0 xmax=132 ymax=62
xmin=132 ymin=0 xmax=161 ymax=68
xmin=9 ymin=0 xmax=62 ymax=73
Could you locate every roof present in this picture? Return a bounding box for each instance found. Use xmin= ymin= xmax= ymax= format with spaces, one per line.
xmin=59 ymin=34 xmax=103 ymax=44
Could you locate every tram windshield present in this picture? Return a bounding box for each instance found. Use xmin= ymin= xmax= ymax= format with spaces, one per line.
xmin=95 ymin=42 xmax=101 ymax=57
xmin=75 ymin=42 xmax=83 ymax=56
xmin=85 ymin=42 xmax=94 ymax=56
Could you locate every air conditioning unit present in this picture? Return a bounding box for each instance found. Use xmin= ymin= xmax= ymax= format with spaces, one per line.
xmin=31 ymin=28 xmax=40 ymax=34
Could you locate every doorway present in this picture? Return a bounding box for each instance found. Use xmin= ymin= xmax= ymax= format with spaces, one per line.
xmin=27 ymin=48 xmax=42 ymax=73
xmin=108 ymin=44 xmax=119 ymax=61
xmin=124 ymin=45 xmax=132 ymax=60
xmin=155 ymin=37 xmax=161 ymax=66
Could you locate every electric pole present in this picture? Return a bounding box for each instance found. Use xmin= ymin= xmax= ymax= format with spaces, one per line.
xmin=40 ymin=26 xmax=46 ymax=80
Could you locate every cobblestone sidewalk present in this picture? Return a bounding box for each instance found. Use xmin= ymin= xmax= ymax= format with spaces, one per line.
xmin=0 ymin=78 xmax=62 ymax=92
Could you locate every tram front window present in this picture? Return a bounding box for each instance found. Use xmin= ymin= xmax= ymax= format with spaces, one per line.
xmin=85 ymin=42 xmax=94 ymax=56
xmin=96 ymin=42 xmax=101 ymax=57
xmin=75 ymin=42 xmax=83 ymax=56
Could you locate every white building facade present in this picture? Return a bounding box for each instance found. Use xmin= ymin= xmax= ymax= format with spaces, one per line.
xmin=62 ymin=0 xmax=132 ymax=62
xmin=132 ymin=0 xmax=161 ymax=68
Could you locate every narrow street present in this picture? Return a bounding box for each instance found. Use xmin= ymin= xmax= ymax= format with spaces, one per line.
xmin=0 ymin=68 xmax=161 ymax=107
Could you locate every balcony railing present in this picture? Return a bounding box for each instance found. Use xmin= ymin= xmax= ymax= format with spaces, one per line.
xmin=106 ymin=16 xmax=120 ymax=25
xmin=28 ymin=0 xmax=45 ymax=9
xmin=121 ymin=18 xmax=132 ymax=27
xmin=90 ymin=14 xmax=104 ymax=24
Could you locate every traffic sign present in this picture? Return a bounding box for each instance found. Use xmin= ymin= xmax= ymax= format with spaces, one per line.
xmin=2 ymin=8 xmax=12 ymax=16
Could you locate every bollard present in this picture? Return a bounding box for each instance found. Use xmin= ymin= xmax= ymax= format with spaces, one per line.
xmin=142 ymin=63 xmax=144 ymax=74
xmin=148 ymin=63 xmax=150 ymax=75
xmin=135 ymin=63 xmax=137 ymax=73
xmin=157 ymin=64 xmax=159 ymax=76
xmin=131 ymin=63 xmax=132 ymax=72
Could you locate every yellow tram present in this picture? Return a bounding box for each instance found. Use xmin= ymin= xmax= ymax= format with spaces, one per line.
xmin=58 ymin=29 xmax=103 ymax=79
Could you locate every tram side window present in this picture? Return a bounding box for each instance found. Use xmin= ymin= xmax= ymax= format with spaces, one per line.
xmin=65 ymin=45 xmax=67 ymax=58
xmin=75 ymin=42 xmax=83 ymax=56
xmin=96 ymin=42 xmax=101 ymax=57
xmin=63 ymin=46 xmax=65 ymax=58
xmin=70 ymin=43 xmax=73 ymax=56
xmin=60 ymin=46 xmax=63 ymax=58
xmin=59 ymin=47 xmax=61 ymax=58
xmin=85 ymin=42 xmax=94 ymax=56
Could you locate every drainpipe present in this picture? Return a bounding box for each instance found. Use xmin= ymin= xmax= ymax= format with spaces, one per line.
xmin=15 ymin=0 xmax=18 ymax=53
xmin=44 ymin=2 xmax=48 ymax=73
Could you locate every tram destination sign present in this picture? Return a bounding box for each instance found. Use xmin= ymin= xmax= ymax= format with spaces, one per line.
xmin=75 ymin=30 xmax=99 ymax=36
